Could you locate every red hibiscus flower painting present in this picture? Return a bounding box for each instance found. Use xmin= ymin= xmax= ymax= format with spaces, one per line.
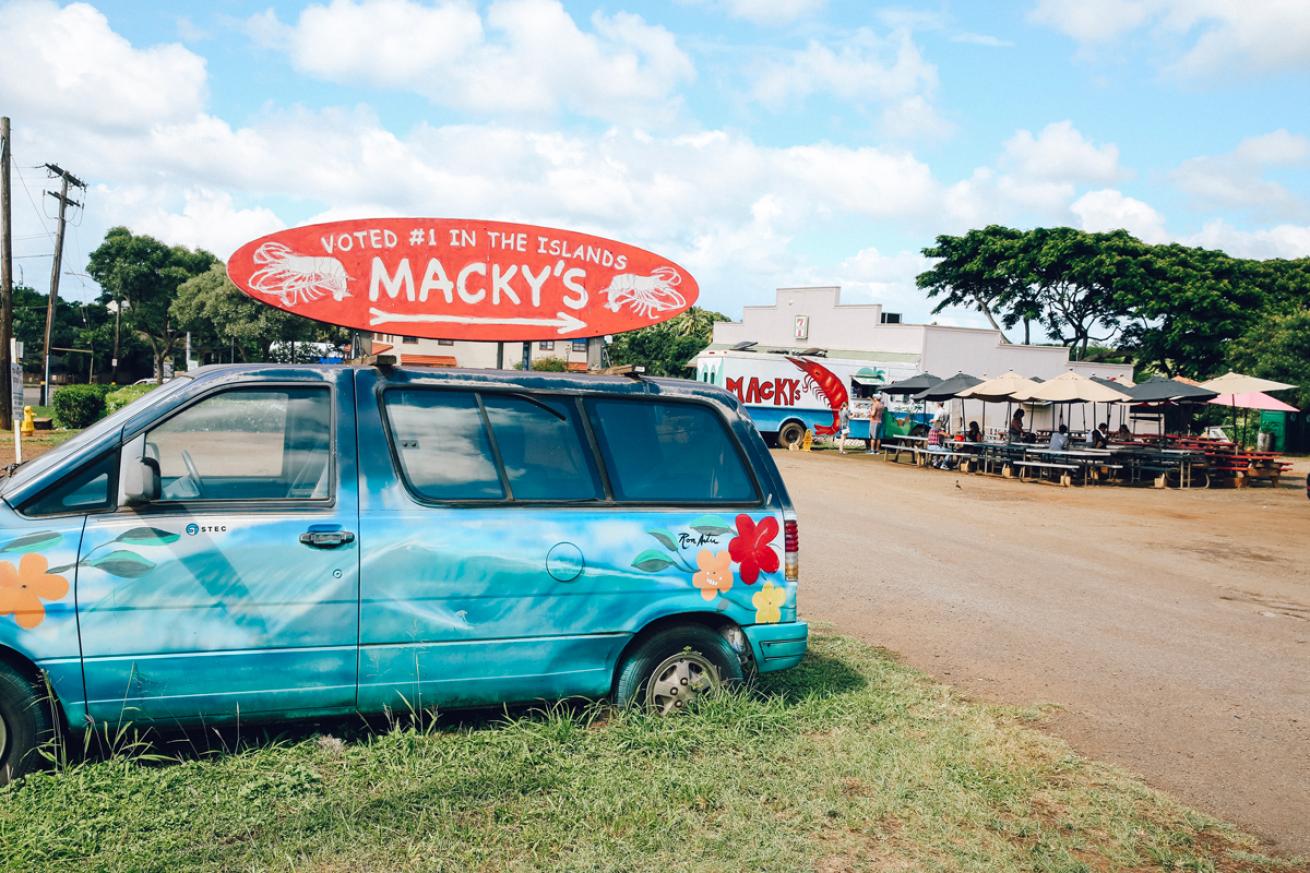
xmin=728 ymin=514 xmax=779 ymax=585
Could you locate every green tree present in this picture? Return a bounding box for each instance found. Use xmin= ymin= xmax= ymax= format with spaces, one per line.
xmin=170 ymin=263 xmax=337 ymax=364
xmin=1228 ymin=308 xmax=1310 ymax=410
xmin=917 ymin=226 xmax=1032 ymax=341
xmin=606 ymin=306 xmax=728 ymax=377
xmin=86 ymin=227 xmax=218 ymax=381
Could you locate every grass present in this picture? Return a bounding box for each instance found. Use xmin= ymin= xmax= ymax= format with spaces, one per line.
xmin=1 ymin=632 xmax=1301 ymax=873
xmin=0 ymin=426 xmax=78 ymax=468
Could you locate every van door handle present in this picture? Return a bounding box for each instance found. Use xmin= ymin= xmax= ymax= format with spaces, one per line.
xmin=299 ymin=529 xmax=355 ymax=549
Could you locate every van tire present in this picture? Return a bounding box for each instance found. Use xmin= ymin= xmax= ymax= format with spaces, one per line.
xmin=613 ymin=625 xmax=744 ymax=713
xmin=777 ymin=421 xmax=806 ymax=450
xmin=0 ymin=660 xmax=53 ymax=786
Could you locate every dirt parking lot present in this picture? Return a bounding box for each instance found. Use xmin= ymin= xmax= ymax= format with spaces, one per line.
xmin=782 ymin=447 xmax=1310 ymax=856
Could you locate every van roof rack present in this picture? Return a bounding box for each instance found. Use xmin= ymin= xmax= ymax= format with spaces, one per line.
xmin=600 ymin=364 xmax=647 ymax=379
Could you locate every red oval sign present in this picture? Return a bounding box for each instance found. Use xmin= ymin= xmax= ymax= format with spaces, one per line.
xmin=226 ymin=218 xmax=698 ymax=341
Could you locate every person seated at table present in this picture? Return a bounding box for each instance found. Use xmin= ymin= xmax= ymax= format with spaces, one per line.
xmin=1048 ymin=423 xmax=1070 ymax=451
xmin=1114 ymin=423 xmax=1133 ymax=441
xmin=1008 ymin=409 xmax=1025 ymax=442
xmin=926 ymin=419 xmax=952 ymax=469
xmin=1086 ymin=422 xmax=1110 ymax=448
xmin=966 ymin=420 xmax=982 ymax=444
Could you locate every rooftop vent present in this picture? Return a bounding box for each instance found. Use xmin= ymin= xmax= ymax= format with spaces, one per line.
xmin=731 ymin=340 xmax=758 ymax=351
xmin=881 ymin=312 xmax=902 ymax=324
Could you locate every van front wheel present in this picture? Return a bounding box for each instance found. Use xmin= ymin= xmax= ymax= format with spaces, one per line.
xmin=777 ymin=421 xmax=806 ymax=449
xmin=0 ymin=661 xmax=53 ymax=786
xmin=614 ymin=626 xmax=745 ymax=714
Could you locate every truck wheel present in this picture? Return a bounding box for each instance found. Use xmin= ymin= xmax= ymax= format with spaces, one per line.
xmin=777 ymin=421 xmax=806 ymax=449
xmin=0 ymin=661 xmax=53 ymax=786
xmin=614 ymin=626 xmax=745 ymax=714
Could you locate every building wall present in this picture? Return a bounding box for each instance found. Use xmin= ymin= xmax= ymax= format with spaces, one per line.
xmin=712 ymin=286 xmax=926 ymax=356
xmin=371 ymin=334 xmax=593 ymax=370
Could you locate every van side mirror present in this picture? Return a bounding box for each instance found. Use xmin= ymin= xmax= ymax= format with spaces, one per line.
xmin=122 ymin=457 xmax=160 ymax=506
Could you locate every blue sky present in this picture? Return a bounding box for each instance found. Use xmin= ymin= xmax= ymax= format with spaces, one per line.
xmin=1 ymin=0 xmax=1307 ymax=333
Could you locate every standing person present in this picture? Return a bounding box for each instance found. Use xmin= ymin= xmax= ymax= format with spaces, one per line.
xmin=927 ymin=417 xmax=949 ymax=468
xmin=1008 ymin=409 xmax=1025 ymax=442
xmin=837 ymin=402 xmax=851 ymax=454
xmin=866 ymin=393 xmax=885 ymax=454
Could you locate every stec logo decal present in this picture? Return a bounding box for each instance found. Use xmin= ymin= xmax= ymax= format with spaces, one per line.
xmin=185 ymin=523 xmax=228 ymax=536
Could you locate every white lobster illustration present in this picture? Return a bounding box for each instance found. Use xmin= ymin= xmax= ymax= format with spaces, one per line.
xmin=599 ymin=266 xmax=686 ymax=320
xmin=247 ymin=242 xmax=350 ymax=307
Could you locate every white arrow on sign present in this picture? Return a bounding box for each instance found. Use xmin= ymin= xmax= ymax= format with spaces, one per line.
xmin=368 ymin=308 xmax=588 ymax=335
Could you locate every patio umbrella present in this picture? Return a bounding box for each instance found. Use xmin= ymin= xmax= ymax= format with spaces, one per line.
xmin=956 ymin=371 xmax=1045 ymax=438
xmin=1199 ymin=371 xmax=1295 ymax=395
xmin=1199 ymin=372 xmax=1297 ymax=446
xmin=1024 ymin=371 xmax=1128 ymax=433
xmin=912 ymin=372 xmax=983 ymax=433
xmin=1090 ymin=376 xmax=1133 ymax=432
xmin=1127 ymin=377 xmax=1218 ymax=403
xmin=1207 ymin=391 xmax=1299 ymax=447
xmin=881 ymin=372 xmax=942 ymax=396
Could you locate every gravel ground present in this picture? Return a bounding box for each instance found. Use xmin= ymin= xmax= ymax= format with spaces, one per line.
xmin=781 ymin=446 xmax=1309 ymax=857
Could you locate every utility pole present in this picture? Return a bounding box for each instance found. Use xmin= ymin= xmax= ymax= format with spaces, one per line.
xmin=1 ymin=117 xmax=13 ymax=427
xmin=40 ymin=163 xmax=85 ymax=406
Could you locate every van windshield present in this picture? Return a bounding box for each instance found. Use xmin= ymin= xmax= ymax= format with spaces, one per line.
xmin=0 ymin=377 xmax=193 ymax=497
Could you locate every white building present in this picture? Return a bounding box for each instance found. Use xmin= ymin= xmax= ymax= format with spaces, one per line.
xmin=702 ymin=286 xmax=1134 ymax=434
xmin=367 ymin=334 xmax=597 ymax=371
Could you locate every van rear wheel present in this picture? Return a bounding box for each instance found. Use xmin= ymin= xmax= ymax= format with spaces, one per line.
xmin=0 ymin=661 xmax=53 ymax=786
xmin=777 ymin=421 xmax=806 ymax=450
xmin=614 ymin=626 xmax=744 ymax=714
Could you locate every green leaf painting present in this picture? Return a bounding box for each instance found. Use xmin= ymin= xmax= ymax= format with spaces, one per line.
xmin=88 ymin=550 xmax=156 ymax=578
xmin=689 ymin=515 xmax=733 ymax=537
xmin=631 ymin=550 xmax=676 ymax=573
xmin=0 ymin=531 xmax=62 ymax=554
xmin=646 ymin=529 xmax=678 ymax=552
xmin=115 ymin=527 xmax=181 ymax=546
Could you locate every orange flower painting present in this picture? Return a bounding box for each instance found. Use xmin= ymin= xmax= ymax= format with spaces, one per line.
xmin=692 ymin=549 xmax=733 ymax=601
xmin=0 ymin=553 xmax=70 ymax=630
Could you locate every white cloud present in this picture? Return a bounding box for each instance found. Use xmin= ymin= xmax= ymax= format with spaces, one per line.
xmin=1028 ymin=0 xmax=1155 ymax=44
xmin=250 ymin=0 xmax=694 ymax=122
xmin=115 ymin=188 xmax=285 ymax=258
xmin=714 ymin=0 xmax=825 ymax=25
xmin=1070 ymin=189 xmax=1168 ymax=242
xmin=1029 ymin=0 xmax=1310 ymax=79
xmin=1171 ymin=129 xmax=1309 ymax=218
xmin=1184 ymin=219 xmax=1310 ymax=260
xmin=0 ymin=0 xmax=207 ymax=131
xmin=1001 ymin=121 xmax=1121 ymax=183
xmin=751 ymin=28 xmax=937 ymax=107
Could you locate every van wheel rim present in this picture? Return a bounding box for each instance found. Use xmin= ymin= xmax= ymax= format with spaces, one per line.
xmin=646 ymin=651 xmax=719 ymax=715
xmin=0 ymin=711 xmax=7 ymax=763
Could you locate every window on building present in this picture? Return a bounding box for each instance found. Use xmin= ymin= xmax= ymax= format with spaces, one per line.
xmin=482 ymin=394 xmax=601 ymax=500
xmin=538 ymin=341 xmax=555 ymax=351
xmin=402 ymin=336 xmax=418 ymax=344
xmin=586 ymin=399 xmax=757 ymax=503
xmin=145 ymin=388 xmax=332 ymax=501
xmin=384 ymin=390 xmax=503 ymax=501
xmin=571 ymin=340 xmax=588 ymax=354
xmin=437 ymin=339 xmax=455 ymax=346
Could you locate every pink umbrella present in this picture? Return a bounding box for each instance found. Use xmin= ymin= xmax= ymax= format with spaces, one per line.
xmin=1208 ymin=392 xmax=1298 ymax=448
xmin=1207 ymin=392 xmax=1298 ymax=412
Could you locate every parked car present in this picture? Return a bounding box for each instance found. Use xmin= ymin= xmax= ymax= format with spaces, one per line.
xmin=0 ymin=364 xmax=807 ymax=782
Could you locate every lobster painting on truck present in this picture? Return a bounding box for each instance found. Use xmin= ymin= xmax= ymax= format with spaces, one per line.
xmin=694 ymin=349 xmax=918 ymax=448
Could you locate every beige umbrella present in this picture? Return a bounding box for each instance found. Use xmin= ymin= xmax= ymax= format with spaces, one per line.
xmin=1198 ymin=371 xmax=1295 ymax=395
xmin=1024 ymin=371 xmax=1129 ymax=403
xmin=957 ymin=371 xmax=1042 ymax=402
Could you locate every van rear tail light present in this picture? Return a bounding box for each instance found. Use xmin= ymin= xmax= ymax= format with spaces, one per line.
xmin=784 ymin=516 xmax=798 ymax=585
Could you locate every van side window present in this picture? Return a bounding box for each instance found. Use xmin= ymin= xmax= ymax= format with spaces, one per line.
xmin=587 ymin=399 xmax=758 ymax=503
xmin=482 ymin=394 xmax=601 ymax=500
xmin=385 ymin=390 xmax=504 ymax=500
xmin=20 ymin=451 xmax=118 ymax=516
xmin=145 ymin=387 xmax=331 ymax=501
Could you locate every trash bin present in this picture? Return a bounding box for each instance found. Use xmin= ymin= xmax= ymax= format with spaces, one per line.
xmin=1257 ymin=431 xmax=1273 ymax=452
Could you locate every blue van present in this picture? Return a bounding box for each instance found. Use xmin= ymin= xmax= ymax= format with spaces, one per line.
xmin=0 ymin=365 xmax=807 ymax=782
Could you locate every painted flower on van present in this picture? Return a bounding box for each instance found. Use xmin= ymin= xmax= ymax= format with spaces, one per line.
xmin=692 ymin=550 xmax=733 ymax=601
xmin=752 ymin=582 xmax=786 ymax=624
xmin=0 ymin=553 xmax=70 ymax=630
xmin=728 ymin=514 xmax=779 ymax=585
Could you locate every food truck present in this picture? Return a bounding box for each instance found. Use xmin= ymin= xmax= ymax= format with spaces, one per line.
xmin=694 ymin=347 xmax=919 ymax=448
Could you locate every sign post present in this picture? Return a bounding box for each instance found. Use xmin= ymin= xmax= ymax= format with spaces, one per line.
xmin=10 ymin=338 xmax=22 ymax=464
xmin=226 ymin=218 xmax=699 ymax=344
